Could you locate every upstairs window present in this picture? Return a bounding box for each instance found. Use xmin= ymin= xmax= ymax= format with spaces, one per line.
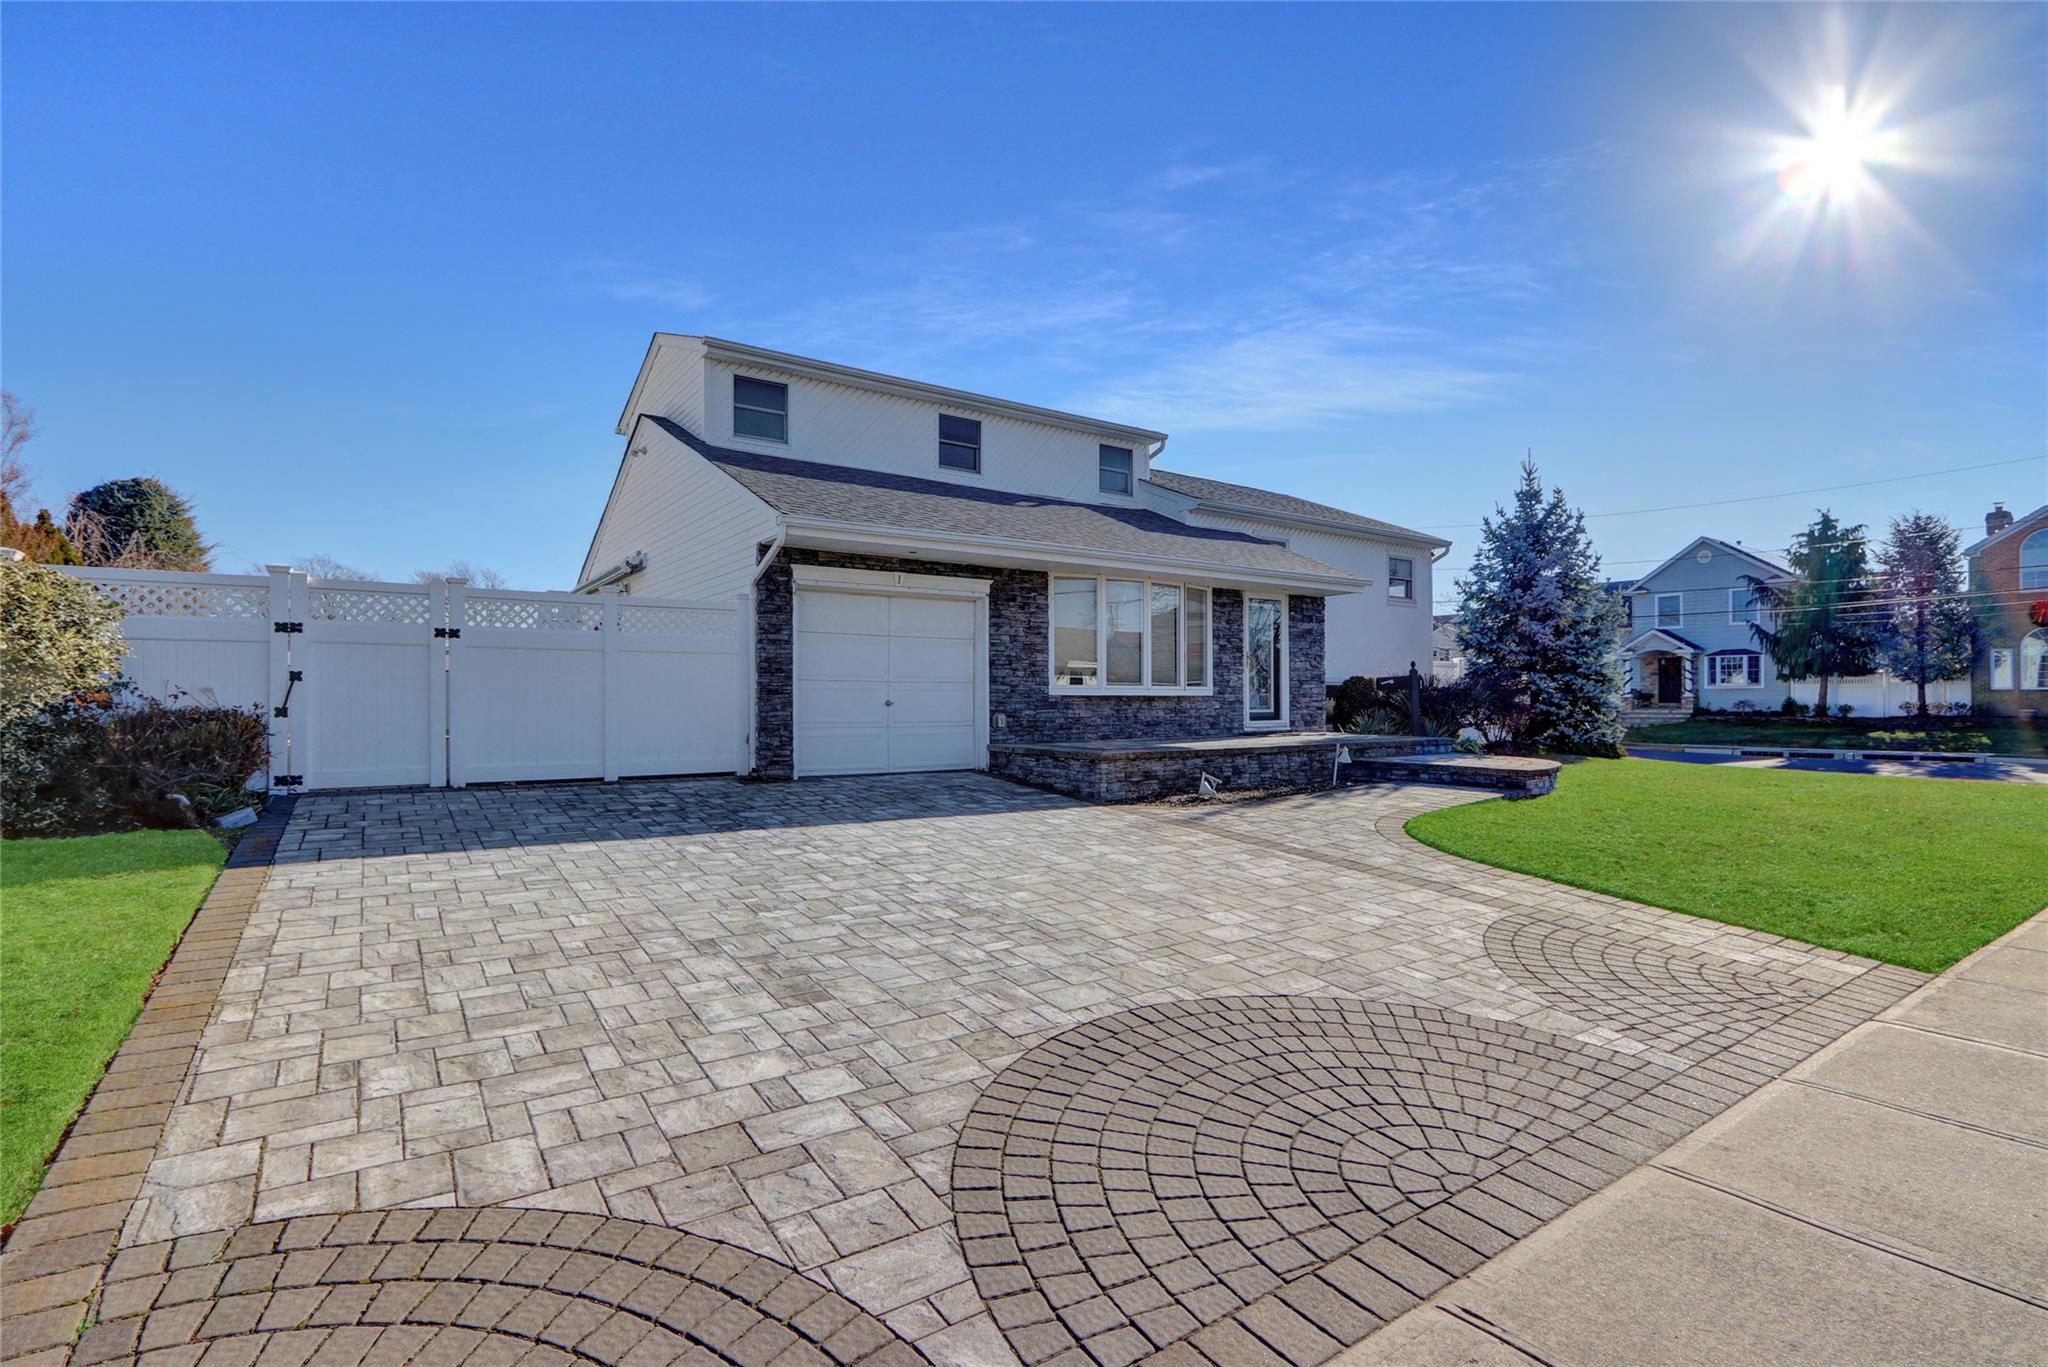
xmin=1098 ymin=444 xmax=1133 ymax=496
xmin=1388 ymin=557 xmax=1415 ymax=600
xmin=938 ymin=415 xmax=982 ymax=473
xmin=1729 ymin=587 xmax=1764 ymax=624
xmin=1655 ymin=592 xmax=1682 ymax=628
xmin=2022 ymin=529 xmax=2048 ymax=590
xmin=733 ymin=376 xmax=788 ymax=442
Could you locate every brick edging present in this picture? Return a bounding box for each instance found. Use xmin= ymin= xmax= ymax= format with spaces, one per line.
xmin=0 ymin=799 xmax=295 ymax=1365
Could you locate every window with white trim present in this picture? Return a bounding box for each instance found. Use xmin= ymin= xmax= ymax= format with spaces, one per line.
xmin=2025 ymin=630 xmax=2048 ymax=690
xmin=939 ymin=415 xmax=981 ymax=472
xmin=733 ymin=376 xmax=788 ymax=442
xmin=1991 ymin=647 xmax=2014 ymax=690
xmin=1729 ymin=587 xmax=1764 ymax=624
xmin=1388 ymin=557 xmax=1414 ymax=601
xmin=2021 ymin=530 xmax=2048 ymax=590
xmin=1098 ymin=445 xmax=1134 ymax=496
xmin=1050 ymin=575 xmax=1210 ymax=693
xmin=1655 ymin=592 xmax=1682 ymax=628
xmin=1707 ymin=652 xmax=1762 ymax=687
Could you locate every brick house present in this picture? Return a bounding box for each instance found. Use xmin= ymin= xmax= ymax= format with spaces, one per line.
xmin=1965 ymin=501 xmax=2048 ymax=717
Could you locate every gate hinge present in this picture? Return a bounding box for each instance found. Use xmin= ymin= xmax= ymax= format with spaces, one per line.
xmin=272 ymin=774 xmax=304 ymax=788
xmin=273 ymin=621 xmax=303 ymax=634
xmin=274 ymin=706 xmax=288 ymax=718
xmin=434 ymin=627 xmax=461 ymax=639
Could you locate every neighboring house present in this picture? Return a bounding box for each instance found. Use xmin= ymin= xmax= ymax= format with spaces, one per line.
xmin=1966 ymin=501 xmax=2048 ymax=718
xmin=1619 ymin=537 xmax=1792 ymax=710
xmin=578 ymin=335 xmax=1444 ymax=782
xmin=1430 ymin=614 xmax=1465 ymax=681
xmin=1618 ymin=533 xmax=1973 ymax=716
xmin=1139 ymin=471 xmax=1448 ymax=683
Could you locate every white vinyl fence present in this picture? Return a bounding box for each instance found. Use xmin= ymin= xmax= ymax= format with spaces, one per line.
xmin=62 ymin=566 xmax=746 ymax=791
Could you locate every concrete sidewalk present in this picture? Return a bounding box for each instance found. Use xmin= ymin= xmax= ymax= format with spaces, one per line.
xmin=1336 ymin=909 xmax=2048 ymax=1366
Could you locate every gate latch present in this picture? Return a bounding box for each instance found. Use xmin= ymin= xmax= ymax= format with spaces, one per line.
xmin=273 ymin=621 xmax=303 ymax=634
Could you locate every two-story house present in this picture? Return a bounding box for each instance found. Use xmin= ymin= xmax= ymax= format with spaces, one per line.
xmin=1619 ymin=532 xmax=1976 ymax=717
xmin=1966 ymin=501 xmax=2048 ymax=717
xmin=577 ymin=335 xmax=1447 ymax=786
xmin=1618 ymin=538 xmax=1791 ymax=711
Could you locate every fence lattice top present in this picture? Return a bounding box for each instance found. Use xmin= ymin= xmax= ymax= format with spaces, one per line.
xmin=308 ymin=587 xmax=433 ymax=625
xmin=91 ymin=579 xmax=269 ymax=620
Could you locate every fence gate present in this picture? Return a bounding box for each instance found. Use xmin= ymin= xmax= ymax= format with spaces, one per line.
xmin=61 ymin=566 xmax=747 ymax=791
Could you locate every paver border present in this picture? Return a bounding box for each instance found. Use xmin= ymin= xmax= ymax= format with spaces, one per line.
xmin=1 ymin=800 xmax=296 ymax=1366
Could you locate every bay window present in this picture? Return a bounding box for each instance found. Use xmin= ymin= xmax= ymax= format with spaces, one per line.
xmin=1050 ymin=575 xmax=1211 ymax=693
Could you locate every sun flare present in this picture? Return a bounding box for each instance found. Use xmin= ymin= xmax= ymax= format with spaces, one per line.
xmin=1773 ymin=85 xmax=1901 ymax=207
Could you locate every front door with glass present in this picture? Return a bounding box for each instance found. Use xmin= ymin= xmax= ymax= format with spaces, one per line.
xmin=1246 ymin=596 xmax=1283 ymax=723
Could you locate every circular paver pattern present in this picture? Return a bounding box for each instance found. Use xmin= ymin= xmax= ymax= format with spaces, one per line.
xmin=1484 ymin=908 xmax=1829 ymax=1060
xmin=951 ymin=996 xmax=1670 ymax=1365
xmin=75 ymin=1208 xmax=927 ymax=1367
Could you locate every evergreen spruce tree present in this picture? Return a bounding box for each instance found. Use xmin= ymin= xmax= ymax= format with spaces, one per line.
xmin=66 ymin=477 xmax=212 ymax=570
xmin=1875 ymin=511 xmax=1976 ymax=716
xmin=1454 ymin=460 xmax=1626 ymax=756
xmin=1744 ymin=510 xmax=1878 ymax=715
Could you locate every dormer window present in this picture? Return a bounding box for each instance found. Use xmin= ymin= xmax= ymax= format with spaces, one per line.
xmin=939 ymin=415 xmax=981 ymax=473
xmin=733 ymin=376 xmax=788 ymax=442
xmin=1099 ymin=444 xmax=1133 ymax=496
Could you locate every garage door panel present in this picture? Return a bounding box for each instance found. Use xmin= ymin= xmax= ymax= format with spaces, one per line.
xmin=797 ymin=630 xmax=890 ymax=680
xmin=798 ymin=680 xmax=889 ymax=727
xmin=890 ymin=636 xmax=975 ymax=683
xmin=889 ymin=596 xmax=975 ymax=639
xmin=888 ymin=679 xmax=976 ymax=725
xmin=806 ymin=592 xmax=892 ymax=635
xmin=799 ymin=728 xmax=892 ymax=777
xmin=887 ymin=725 xmax=979 ymax=772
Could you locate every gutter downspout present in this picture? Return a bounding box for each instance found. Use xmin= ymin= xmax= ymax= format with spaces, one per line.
xmin=741 ymin=526 xmax=788 ymax=775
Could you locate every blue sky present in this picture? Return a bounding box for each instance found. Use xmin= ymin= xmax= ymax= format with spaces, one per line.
xmin=5 ymin=3 xmax=2042 ymax=600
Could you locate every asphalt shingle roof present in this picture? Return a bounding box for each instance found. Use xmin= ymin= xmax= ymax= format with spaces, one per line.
xmin=647 ymin=417 xmax=1358 ymax=583
xmin=1145 ymin=468 xmax=1449 ymax=546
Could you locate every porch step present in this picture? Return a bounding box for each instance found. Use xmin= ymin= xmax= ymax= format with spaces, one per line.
xmin=1619 ymin=705 xmax=1691 ymax=728
xmin=1340 ymin=751 xmax=1561 ymax=798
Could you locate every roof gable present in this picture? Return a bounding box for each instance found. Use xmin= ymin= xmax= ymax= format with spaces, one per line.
xmin=1964 ymin=504 xmax=2048 ymax=557
xmin=1631 ymin=536 xmax=1791 ymax=591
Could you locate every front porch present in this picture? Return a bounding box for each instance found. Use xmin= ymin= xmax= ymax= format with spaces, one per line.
xmin=988 ymin=731 xmax=1441 ymax=801
xmin=1623 ymin=628 xmax=1701 ymax=713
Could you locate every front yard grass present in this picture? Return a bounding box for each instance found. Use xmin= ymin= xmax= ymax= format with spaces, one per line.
xmin=1405 ymin=758 xmax=2048 ymax=973
xmin=1626 ymin=715 xmax=2045 ymax=758
xmin=0 ymin=829 xmax=225 ymax=1227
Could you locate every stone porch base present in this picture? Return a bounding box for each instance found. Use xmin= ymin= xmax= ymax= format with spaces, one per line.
xmin=987 ymin=732 xmax=1444 ymax=802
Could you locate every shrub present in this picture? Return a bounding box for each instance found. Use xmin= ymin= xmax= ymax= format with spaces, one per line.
xmin=66 ymin=477 xmax=212 ymax=571
xmin=1779 ymin=698 xmax=1809 ymax=717
xmin=1 ymin=685 xmax=268 ymax=836
xmin=1731 ymin=699 xmax=1755 ymax=714
xmin=0 ymin=560 xmax=125 ymax=723
xmin=1835 ymin=704 xmax=1854 ymax=718
xmin=1328 ymin=676 xmax=1387 ymax=732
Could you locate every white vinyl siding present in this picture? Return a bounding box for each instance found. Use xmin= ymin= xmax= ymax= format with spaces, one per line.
xmin=1048 ymin=574 xmax=1211 ymax=695
xmin=583 ymin=421 xmax=778 ymax=600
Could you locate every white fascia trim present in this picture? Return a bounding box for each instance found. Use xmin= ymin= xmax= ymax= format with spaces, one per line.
xmin=1632 ymin=536 xmax=1793 ymax=591
xmin=779 ymin=517 xmax=1366 ymax=595
xmin=1190 ymin=499 xmax=1452 ymax=551
xmin=693 ymin=336 xmax=1168 ymax=450
xmin=790 ymin=563 xmax=992 ymax=600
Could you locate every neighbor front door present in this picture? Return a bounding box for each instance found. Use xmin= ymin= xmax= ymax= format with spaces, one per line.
xmin=1656 ymin=656 xmax=1683 ymax=703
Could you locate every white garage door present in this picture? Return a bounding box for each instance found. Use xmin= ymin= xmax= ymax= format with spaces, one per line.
xmin=795 ymin=588 xmax=982 ymax=776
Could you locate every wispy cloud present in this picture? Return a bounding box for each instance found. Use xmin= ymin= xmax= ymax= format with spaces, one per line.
xmin=569 ymin=258 xmax=710 ymax=310
xmin=752 ymin=148 xmax=1596 ymax=428
xmin=1068 ymin=323 xmax=1506 ymax=430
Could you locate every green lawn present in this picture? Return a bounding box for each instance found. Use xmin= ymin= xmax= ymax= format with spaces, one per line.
xmin=1 ymin=830 xmax=225 ymax=1226
xmin=1406 ymin=758 xmax=2048 ymax=973
xmin=1626 ymin=715 xmax=2045 ymax=758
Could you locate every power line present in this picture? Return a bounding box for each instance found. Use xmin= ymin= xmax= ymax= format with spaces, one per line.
xmin=1414 ymin=456 xmax=2043 ymax=531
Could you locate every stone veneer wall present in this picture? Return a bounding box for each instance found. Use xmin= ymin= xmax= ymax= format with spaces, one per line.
xmin=989 ymin=747 xmax=1342 ymax=802
xmin=752 ymin=548 xmax=1327 ymax=779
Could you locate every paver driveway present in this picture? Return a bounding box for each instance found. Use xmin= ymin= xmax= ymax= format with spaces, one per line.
xmin=111 ymin=774 xmax=1922 ymax=1366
